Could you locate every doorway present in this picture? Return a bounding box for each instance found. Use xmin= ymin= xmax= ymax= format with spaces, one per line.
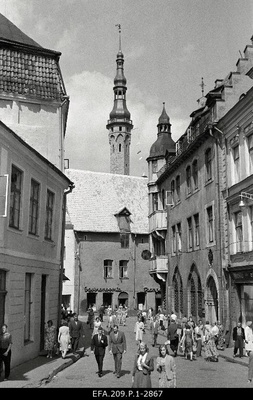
xmin=40 ymin=275 xmax=47 ymax=351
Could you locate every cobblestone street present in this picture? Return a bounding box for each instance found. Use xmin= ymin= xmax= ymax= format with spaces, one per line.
xmin=39 ymin=316 xmax=251 ymax=389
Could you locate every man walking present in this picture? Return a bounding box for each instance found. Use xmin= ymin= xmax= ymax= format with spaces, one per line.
xmin=108 ymin=324 xmax=126 ymax=378
xmin=69 ymin=313 xmax=85 ymax=354
xmin=233 ymin=321 xmax=245 ymax=358
xmin=91 ymin=326 xmax=108 ymax=377
xmin=167 ymin=316 xmax=179 ymax=356
xmin=151 ymin=315 xmax=160 ymax=347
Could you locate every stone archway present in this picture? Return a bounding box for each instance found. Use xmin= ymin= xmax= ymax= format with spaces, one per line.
xmin=205 ymin=271 xmax=219 ymax=324
xmin=187 ymin=265 xmax=204 ymax=320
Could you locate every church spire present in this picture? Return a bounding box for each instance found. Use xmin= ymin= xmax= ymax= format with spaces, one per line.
xmin=106 ymin=25 xmax=133 ymax=175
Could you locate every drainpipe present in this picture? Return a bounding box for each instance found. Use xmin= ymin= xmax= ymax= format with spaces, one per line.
xmin=58 ymin=182 xmax=74 ymax=329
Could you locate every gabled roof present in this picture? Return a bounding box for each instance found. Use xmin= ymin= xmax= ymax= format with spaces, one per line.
xmin=0 ymin=13 xmax=42 ymax=48
xmin=65 ymin=169 xmax=149 ymax=234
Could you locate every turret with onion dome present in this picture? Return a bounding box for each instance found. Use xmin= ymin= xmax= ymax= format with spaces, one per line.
xmin=148 ymin=102 xmax=176 ymax=161
xmin=106 ymin=25 xmax=133 ymax=175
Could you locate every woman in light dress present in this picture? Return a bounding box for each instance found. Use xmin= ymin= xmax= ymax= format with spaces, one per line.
xmin=245 ymin=321 xmax=253 ymax=357
xmin=58 ymin=320 xmax=70 ymax=359
xmin=156 ymin=344 xmax=176 ymax=388
xmin=134 ymin=315 xmax=145 ymax=345
xmin=92 ymin=316 xmax=102 ymax=337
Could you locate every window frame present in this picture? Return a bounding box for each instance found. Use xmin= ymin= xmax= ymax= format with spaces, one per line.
xmin=44 ymin=189 xmax=54 ymax=241
xmin=9 ymin=165 xmax=23 ymax=230
xmin=29 ymin=179 xmax=40 ymax=236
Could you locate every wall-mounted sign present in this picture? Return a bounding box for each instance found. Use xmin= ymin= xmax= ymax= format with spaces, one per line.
xmin=84 ymin=286 xmax=121 ymax=293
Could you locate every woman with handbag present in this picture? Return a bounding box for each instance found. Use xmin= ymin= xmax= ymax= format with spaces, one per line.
xmin=156 ymin=344 xmax=176 ymax=388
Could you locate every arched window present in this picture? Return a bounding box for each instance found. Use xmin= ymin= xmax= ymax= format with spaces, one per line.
xmin=205 ymin=148 xmax=212 ymax=181
xmin=172 ymin=268 xmax=183 ymax=315
xmin=186 ymin=165 xmax=191 ymax=194
xmin=192 ymin=159 xmax=198 ymax=189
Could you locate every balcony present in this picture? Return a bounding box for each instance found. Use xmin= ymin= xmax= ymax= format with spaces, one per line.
xmin=149 ymin=210 xmax=167 ymax=232
xmin=149 ymin=256 xmax=168 ymax=275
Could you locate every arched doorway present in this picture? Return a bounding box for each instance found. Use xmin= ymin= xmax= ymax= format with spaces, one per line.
xmin=187 ymin=265 xmax=203 ymax=320
xmin=206 ymin=276 xmax=218 ymax=324
xmin=118 ymin=292 xmax=128 ymax=307
xmin=172 ymin=267 xmax=183 ymax=317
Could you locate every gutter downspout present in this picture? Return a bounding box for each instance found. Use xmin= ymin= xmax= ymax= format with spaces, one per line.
xmin=58 ymin=182 xmax=74 ymax=329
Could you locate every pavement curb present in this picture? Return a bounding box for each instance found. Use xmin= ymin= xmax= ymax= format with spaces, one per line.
xmin=22 ymin=354 xmax=81 ymax=388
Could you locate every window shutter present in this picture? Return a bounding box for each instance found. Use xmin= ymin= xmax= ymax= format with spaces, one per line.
xmin=0 ymin=174 xmax=8 ymax=217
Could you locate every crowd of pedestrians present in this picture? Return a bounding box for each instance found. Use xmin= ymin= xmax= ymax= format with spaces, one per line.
xmin=2 ymin=303 xmax=253 ymax=386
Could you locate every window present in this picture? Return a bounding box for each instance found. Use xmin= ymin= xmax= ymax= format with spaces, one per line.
xmin=45 ymin=190 xmax=54 ymax=241
xmin=172 ymin=226 xmax=176 ymax=254
xmin=194 ymin=213 xmax=200 ymax=248
xmin=207 ymin=206 xmax=214 ymax=243
xmin=186 ymin=166 xmax=191 ymax=194
xmin=177 ymin=223 xmax=182 ymax=252
xmin=205 ymin=148 xmax=212 ymax=182
xmin=161 ymin=189 xmax=165 ymax=209
xmin=9 ymin=165 xmax=22 ymax=229
xmin=248 ymin=134 xmax=253 ymax=174
xmin=233 ymin=145 xmax=240 ymax=183
xmin=192 ymin=159 xmax=198 ymax=190
xmin=119 ymin=144 xmax=122 ymax=152
xmin=104 ymin=260 xmax=113 ymax=278
xmin=250 ymin=206 xmax=253 ymax=251
xmin=152 ymin=193 xmax=158 ymax=212
xmin=29 ymin=179 xmax=40 ymax=235
xmin=120 ymin=233 xmax=129 ymax=248
xmin=119 ymin=260 xmax=128 ymax=279
xmin=171 ymin=180 xmax=175 ymax=205
xmin=0 ymin=270 xmax=7 ymax=327
xmin=24 ymin=273 xmax=33 ymax=342
xmin=187 ymin=217 xmax=193 ymax=250
xmin=235 ymin=211 xmax=243 ymax=252
xmin=176 ymin=175 xmax=181 ymax=202
xmin=152 ymin=160 xmax=158 ymax=174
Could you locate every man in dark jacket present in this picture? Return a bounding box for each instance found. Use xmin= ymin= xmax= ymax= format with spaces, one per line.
xmin=108 ymin=324 xmax=126 ymax=378
xmin=68 ymin=313 xmax=85 ymax=353
xmin=91 ymin=326 xmax=108 ymax=377
xmin=233 ymin=321 xmax=245 ymax=358
xmin=167 ymin=317 xmax=179 ymax=357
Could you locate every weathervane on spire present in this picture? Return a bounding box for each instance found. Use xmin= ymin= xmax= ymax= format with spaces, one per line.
xmin=115 ymin=24 xmax=122 ymax=52
xmin=200 ymin=77 xmax=206 ymax=97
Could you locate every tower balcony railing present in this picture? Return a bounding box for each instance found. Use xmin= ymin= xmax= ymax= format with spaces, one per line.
xmin=149 ymin=255 xmax=168 ymax=274
xmin=107 ymin=118 xmax=133 ymax=125
xmin=149 ymin=210 xmax=167 ymax=232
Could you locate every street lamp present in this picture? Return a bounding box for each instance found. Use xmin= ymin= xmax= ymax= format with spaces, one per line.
xmin=239 ymin=192 xmax=253 ymax=208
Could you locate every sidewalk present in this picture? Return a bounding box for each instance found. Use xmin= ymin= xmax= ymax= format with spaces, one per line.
xmin=0 ymin=319 xmax=249 ymax=388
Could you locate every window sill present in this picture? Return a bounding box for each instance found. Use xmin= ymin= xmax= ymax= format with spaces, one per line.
xmin=24 ymin=340 xmax=34 ymax=346
xmin=204 ymin=179 xmax=214 ymax=187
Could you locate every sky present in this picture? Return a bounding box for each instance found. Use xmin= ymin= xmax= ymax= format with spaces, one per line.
xmin=1 ymin=0 xmax=253 ymax=177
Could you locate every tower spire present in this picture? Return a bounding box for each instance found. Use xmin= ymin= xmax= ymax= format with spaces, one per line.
xmin=115 ymin=23 xmax=122 ymax=52
xmin=106 ymin=27 xmax=133 ymax=175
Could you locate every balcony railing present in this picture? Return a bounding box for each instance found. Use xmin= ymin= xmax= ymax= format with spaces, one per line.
xmin=149 ymin=210 xmax=167 ymax=231
xmin=149 ymin=256 xmax=168 ymax=274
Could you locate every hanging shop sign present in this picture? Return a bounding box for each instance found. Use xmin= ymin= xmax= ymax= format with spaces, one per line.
xmin=84 ymin=286 xmax=121 ymax=293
